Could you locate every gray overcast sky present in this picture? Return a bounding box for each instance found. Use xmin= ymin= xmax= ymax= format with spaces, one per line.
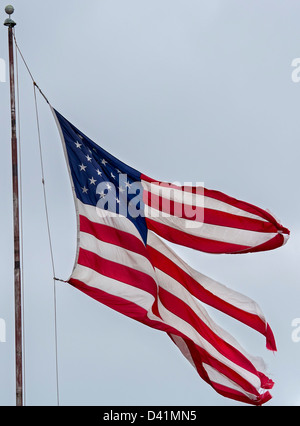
xmin=0 ymin=0 xmax=300 ymax=406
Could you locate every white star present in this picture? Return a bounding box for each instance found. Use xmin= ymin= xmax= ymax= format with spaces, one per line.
xmin=111 ymin=172 xmax=116 ymax=179
xmin=116 ymin=197 xmax=120 ymax=204
xmin=89 ymin=177 xmax=97 ymax=185
xmin=79 ymin=164 xmax=87 ymax=172
xmin=75 ymin=141 xmax=82 ymax=149
xmin=96 ymin=169 xmax=102 ymax=176
xmin=78 ymin=134 xmax=83 ymax=140
xmin=82 ymin=186 xmax=88 ymax=194
xmin=106 ymin=183 xmax=112 ymax=190
xmin=101 ymin=159 xmax=108 ymax=166
xmin=99 ymin=190 xmax=105 ymax=198
xmin=116 ymin=169 xmax=122 ymax=174
xmin=118 ymin=186 xmax=125 ymax=193
xmin=125 ymin=181 xmax=131 ymax=188
xmin=86 ymin=155 xmax=92 ymax=162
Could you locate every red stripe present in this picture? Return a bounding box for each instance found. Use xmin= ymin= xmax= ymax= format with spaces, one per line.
xmin=143 ymin=190 xmax=278 ymax=233
xmin=145 ymin=218 xmax=251 ymax=254
xmin=259 ymin=370 xmax=274 ymax=389
xmin=141 ymin=175 xmax=204 ymax=193
xmin=147 ymin=245 xmax=276 ymax=351
xmin=79 ymin=215 xmax=147 ymax=256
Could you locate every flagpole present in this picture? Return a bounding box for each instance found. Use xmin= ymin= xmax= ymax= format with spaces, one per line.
xmin=4 ymin=5 xmax=23 ymax=407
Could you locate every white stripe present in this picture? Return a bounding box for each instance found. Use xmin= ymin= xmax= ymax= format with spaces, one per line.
xmin=170 ymin=334 xmax=196 ymax=369
xmin=71 ymin=264 xmax=159 ymax=316
xmin=79 ymin=231 xmax=156 ymax=280
xmin=147 ymin=231 xmax=266 ymax=322
xmin=145 ymin=205 xmax=277 ymax=247
xmin=142 ymin=180 xmax=267 ymax=222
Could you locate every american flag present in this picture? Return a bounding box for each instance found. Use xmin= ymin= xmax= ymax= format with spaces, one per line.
xmin=53 ymin=108 xmax=289 ymax=405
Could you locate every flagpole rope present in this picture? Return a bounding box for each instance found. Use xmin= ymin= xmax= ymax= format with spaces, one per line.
xmin=32 ymin=85 xmax=56 ymax=281
xmin=12 ymin=32 xmax=49 ymax=104
xmin=13 ymin=31 xmax=60 ymax=406
xmin=14 ymin=29 xmax=26 ymax=407
xmin=33 ymin=83 xmax=60 ymax=407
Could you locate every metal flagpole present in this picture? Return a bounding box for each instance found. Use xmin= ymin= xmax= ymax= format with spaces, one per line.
xmin=4 ymin=5 xmax=23 ymax=407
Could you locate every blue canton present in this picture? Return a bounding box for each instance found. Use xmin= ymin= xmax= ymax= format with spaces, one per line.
xmin=54 ymin=109 xmax=148 ymax=245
